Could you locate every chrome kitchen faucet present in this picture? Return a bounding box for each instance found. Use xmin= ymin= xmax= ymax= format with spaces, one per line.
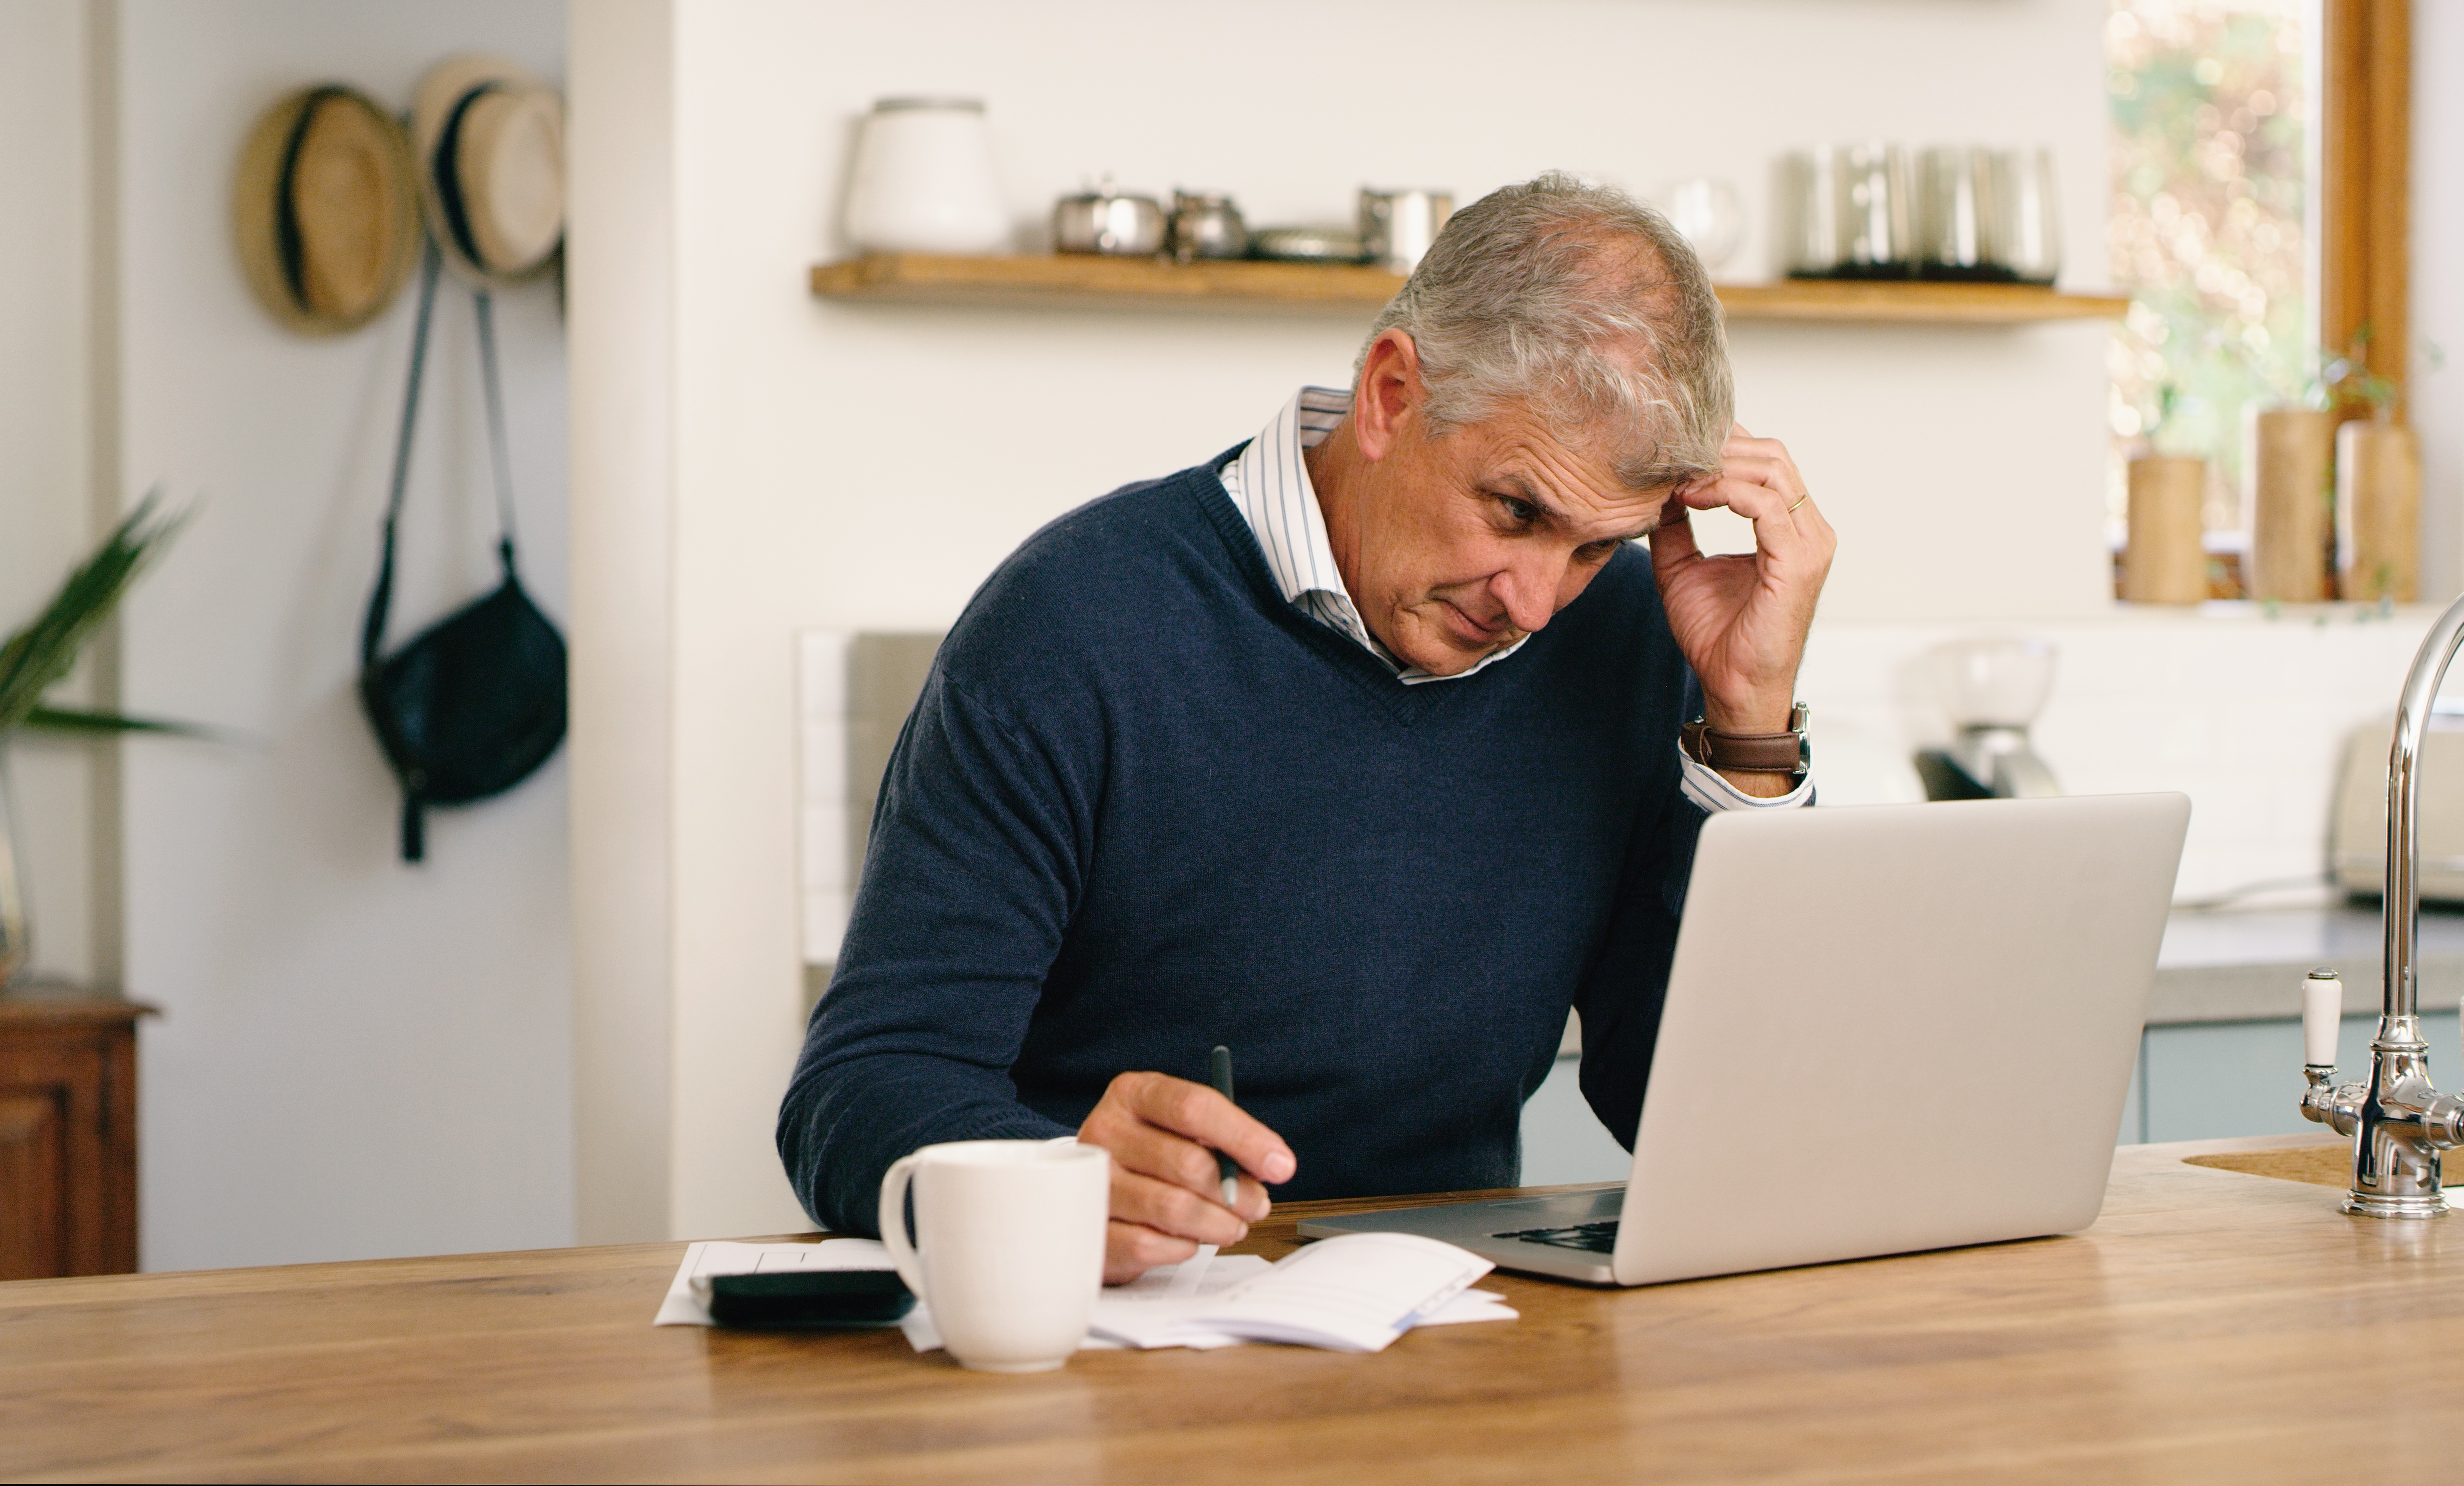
xmin=2299 ymin=596 xmax=2464 ymax=1215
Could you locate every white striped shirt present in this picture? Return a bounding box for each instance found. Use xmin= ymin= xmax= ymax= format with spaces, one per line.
xmin=1218 ymin=386 xmax=1811 ymax=813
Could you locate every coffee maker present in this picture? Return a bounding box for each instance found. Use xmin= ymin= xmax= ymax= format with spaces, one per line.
xmin=1914 ymin=636 xmax=2061 ymax=800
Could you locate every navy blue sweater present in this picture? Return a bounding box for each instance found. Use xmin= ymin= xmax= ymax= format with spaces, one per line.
xmin=778 ymin=455 xmax=1704 ymax=1235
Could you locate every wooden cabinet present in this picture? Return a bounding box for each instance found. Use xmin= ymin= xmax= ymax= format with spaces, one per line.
xmin=0 ymin=983 xmax=149 ymax=1279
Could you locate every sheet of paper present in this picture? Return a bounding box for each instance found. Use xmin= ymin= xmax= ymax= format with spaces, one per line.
xmin=1089 ymin=1253 xmax=1272 ymax=1347
xmin=898 ymin=1277 xmax=1513 ymax=1354
xmin=1413 ymin=1289 xmax=1516 ymax=1325
xmin=897 ymin=1253 xmax=1270 ymax=1354
xmin=652 ymin=1238 xmax=896 ymax=1326
xmin=1095 ymin=1232 xmax=1493 ymax=1353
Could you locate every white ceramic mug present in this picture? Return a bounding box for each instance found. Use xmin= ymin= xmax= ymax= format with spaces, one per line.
xmin=878 ymin=1139 xmax=1109 ymax=1373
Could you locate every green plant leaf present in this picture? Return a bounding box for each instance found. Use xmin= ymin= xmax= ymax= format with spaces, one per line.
xmin=0 ymin=491 xmax=189 ymax=734
xmin=20 ymin=705 xmax=206 ymax=737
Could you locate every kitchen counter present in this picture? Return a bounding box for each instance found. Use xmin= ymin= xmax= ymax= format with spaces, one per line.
xmin=2153 ymin=901 xmax=2464 ymax=1024
xmin=4 ymin=1137 xmax=2458 ymax=1482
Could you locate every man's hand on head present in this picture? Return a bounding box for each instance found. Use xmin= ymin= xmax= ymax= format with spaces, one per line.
xmin=1077 ymin=1071 xmax=1297 ymax=1285
xmin=1648 ymin=425 xmax=1836 ymax=793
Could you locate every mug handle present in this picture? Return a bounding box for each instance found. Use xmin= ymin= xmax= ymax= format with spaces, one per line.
xmin=877 ymin=1152 xmax=928 ymax=1302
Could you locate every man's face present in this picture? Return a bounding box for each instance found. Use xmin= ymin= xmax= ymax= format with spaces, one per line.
xmin=1348 ymin=397 xmax=1670 ymax=678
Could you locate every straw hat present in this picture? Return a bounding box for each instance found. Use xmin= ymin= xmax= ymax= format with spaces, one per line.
xmin=411 ymin=55 xmax=567 ymax=285
xmin=233 ymin=86 xmax=421 ymax=334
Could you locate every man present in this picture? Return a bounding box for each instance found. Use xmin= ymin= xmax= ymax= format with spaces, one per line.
xmin=779 ymin=174 xmax=1836 ymax=1282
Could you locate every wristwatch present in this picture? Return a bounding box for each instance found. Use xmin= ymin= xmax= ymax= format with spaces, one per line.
xmin=1680 ymin=703 xmax=1811 ymax=778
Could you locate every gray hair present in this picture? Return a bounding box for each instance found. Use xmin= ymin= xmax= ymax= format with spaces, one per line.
xmin=1357 ymin=172 xmax=1733 ymax=490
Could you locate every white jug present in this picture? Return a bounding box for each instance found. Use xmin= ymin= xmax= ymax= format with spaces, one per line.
xmin=842 ymin=97 xmax=1010 ymax=256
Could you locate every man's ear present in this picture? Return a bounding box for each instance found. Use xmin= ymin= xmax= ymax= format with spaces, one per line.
xmin=1353 ymin=329 xmax=1423 ymax=463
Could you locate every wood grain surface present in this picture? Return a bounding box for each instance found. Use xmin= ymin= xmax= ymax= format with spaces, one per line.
xmin=3 ymin=1136 xmax=2461 ymax=1483
xmin=807 ymin=253 xmax=2131 ymax=324
xmin=2185 ymin=1137 xmax=2452 ymax=1188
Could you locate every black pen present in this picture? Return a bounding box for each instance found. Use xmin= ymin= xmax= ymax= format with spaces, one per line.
xmin=1209 ymin=1044 xmax=1238 ymax=1207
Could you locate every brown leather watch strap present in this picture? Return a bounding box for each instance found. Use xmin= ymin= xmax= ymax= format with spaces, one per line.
xmin=1680 ymin=703 xmax=1810 ymax=774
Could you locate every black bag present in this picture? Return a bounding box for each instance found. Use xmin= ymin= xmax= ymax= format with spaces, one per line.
xmin=358 ymin=244 xmax=567 ymax=862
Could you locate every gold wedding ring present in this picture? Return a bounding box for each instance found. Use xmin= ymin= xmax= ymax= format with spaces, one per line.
xmin=1786 ymin=493 xmax=1809 ymax=513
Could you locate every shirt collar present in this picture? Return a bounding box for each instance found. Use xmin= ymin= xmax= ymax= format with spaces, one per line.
xmin=1221 ymin=386 xmax=1529 ymax=684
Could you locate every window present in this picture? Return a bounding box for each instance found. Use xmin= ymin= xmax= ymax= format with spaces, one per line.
xmin=2107 ymin=0 xmax=2315 ymax=544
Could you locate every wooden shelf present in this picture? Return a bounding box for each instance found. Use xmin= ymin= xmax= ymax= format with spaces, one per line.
xmin=810 ymin=252 xmax=1403 ymax=312
xmin=1715 ymin=279 xmax=2130 ymax=324
xmin=809 ymin=253 xmax=2131 ymax=324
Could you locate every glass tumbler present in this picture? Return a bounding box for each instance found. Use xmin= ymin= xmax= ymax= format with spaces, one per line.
xmin=1662 ymin=179 xmax=1744 ymax=272
xmin=1989 ymin=146 xmax=2061 ymax=285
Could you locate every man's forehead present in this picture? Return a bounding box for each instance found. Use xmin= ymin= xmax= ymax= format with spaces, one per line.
xmin=1470 ymin=415 xmax=1670 ymax=527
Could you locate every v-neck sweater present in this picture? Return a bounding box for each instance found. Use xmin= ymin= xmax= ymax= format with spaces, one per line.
xmin=777 ymin=455 xmax=1706 ymax=1236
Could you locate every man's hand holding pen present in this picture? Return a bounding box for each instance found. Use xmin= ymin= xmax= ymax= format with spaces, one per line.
xmin=1077 ymin=1063 xmax=1295 ymax=1286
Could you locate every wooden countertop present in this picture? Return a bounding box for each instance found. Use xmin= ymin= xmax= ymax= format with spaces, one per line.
xmin=3 ymin=1136 xmax=2459 ymax=1482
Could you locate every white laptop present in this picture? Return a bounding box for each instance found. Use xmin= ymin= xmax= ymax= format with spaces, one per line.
xmin=1298 ymin=794 xmax=2191 ymax=1285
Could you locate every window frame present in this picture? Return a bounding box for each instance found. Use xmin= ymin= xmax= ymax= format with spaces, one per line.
xmin=2320 ymin=0 xmax=2410 ymax=422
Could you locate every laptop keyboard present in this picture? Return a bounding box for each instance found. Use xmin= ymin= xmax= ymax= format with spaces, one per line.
xmin=1494 ymin=1218 xmax=1619 ymax=1254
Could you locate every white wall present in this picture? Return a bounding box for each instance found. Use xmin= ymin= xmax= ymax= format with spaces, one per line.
xmin=565 ymin=0 xmax=2119 ymax=1240
xmin=0 ymin=0 xmax=106 ymax=988
xmin=111 ymin=0 xmax=574 ymax=1269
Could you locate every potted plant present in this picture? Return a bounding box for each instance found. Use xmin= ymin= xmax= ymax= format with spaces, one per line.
xmin=0 ymin=496 xmax=188 ymax=986
xmin=2325 ymin=329 xmax=2418 ymax=603
xmin=2247 ymin=357 xmax=2339 ymax=604
xmin=2125 ymin=382 xmax=2212 ymax=605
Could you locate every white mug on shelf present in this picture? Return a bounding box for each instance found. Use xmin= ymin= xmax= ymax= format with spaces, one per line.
xmin=841 ymin=97 xmax=1011 ymax=256
xmin=877 ymin=1138 xmax=1109 ymax=1373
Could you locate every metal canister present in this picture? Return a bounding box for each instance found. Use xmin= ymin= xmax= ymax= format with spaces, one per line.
xmin=1168 ymin=191 xmax=1249 ymax=263
xmin=1051 ymin=186 xmax=1167 ymax=256
xmin=1359 ymin=188 xmax=1453 ymax=272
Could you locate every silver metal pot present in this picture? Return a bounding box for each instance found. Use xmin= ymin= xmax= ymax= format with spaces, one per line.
xmin=1052 ymin=187 xmax=1167 ymax=256
xmin=1169 ymin=191 xmax=1249 ymax=263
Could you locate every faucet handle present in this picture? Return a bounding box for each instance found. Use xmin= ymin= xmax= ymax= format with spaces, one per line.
xmin=2304 ymin=969 xmax=2341 ymax=1075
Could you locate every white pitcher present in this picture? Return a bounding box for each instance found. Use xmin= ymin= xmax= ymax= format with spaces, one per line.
xmin=842 ymin=98 xmax=1010 ymax=256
